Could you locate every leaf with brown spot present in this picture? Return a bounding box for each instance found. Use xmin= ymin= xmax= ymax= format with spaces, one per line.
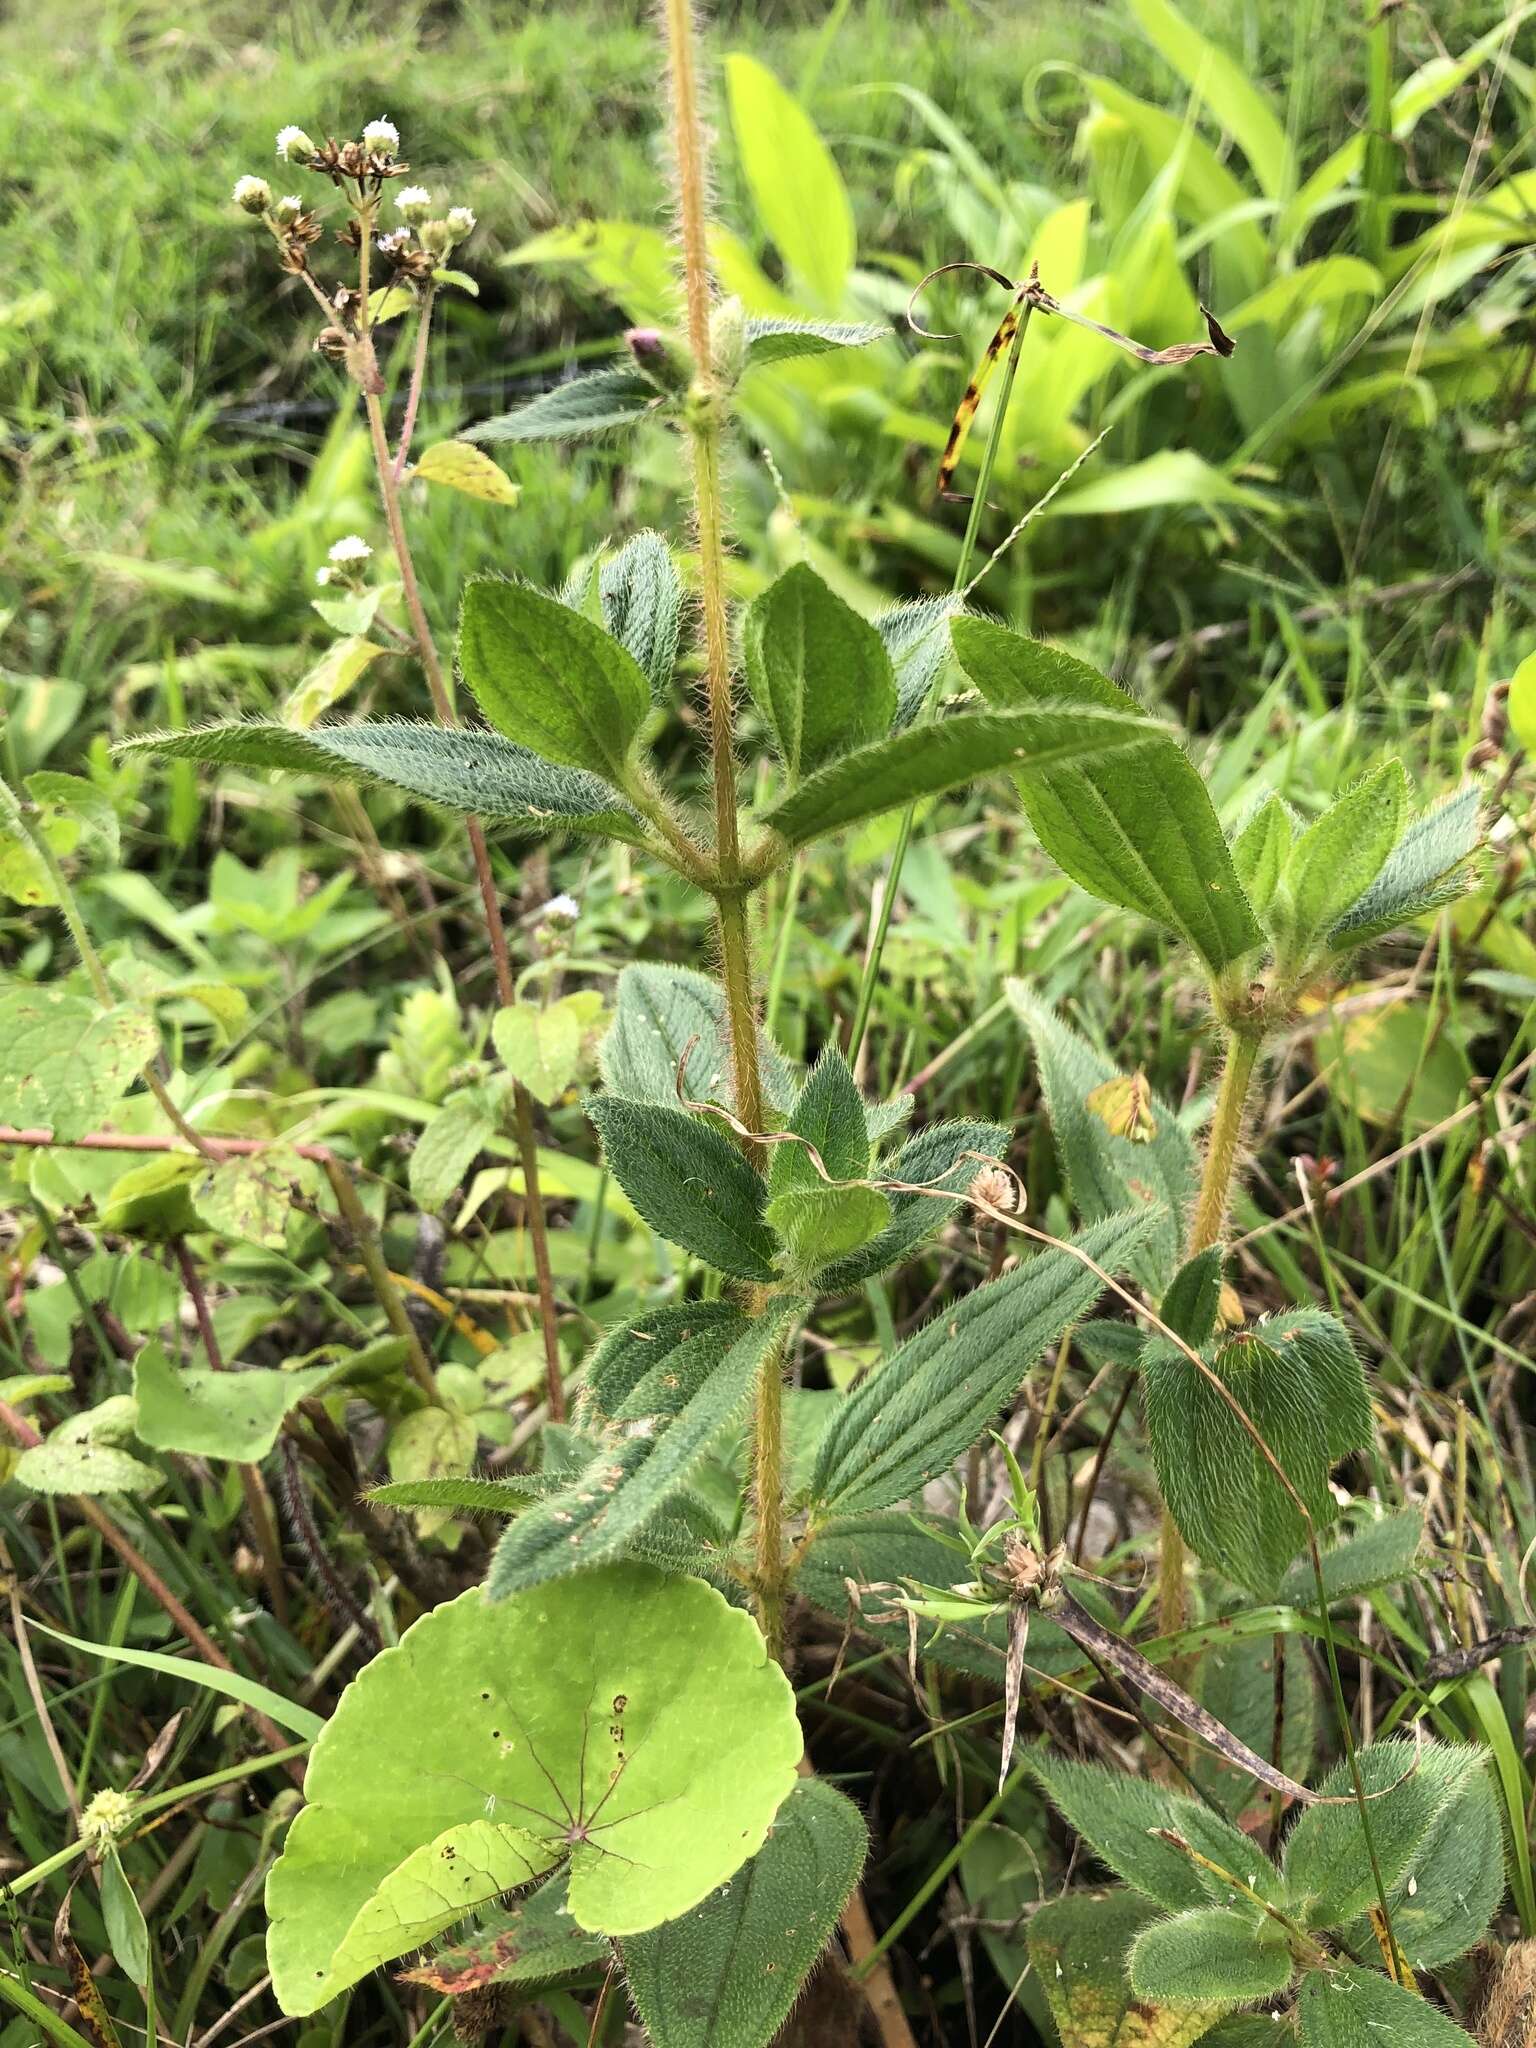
xmin=1026 ymin=1889 xmax=1220 ymax=2048
xmin=400 ymin=1872 xmax=607 ymax=1994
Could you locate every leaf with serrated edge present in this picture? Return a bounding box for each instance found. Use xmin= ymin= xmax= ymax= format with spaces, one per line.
xmin=0 ymin=989 xmax=158 ymax=1141
xmin=743 ymin=316 xmax=886 ymax=366
xmin=744 ymin=564 xmax=895 ymax=779
xmin=1295 ymin=1963 xmax=1479 ymax=2046
xmin=465 ymin=369 xmax=659 ymax=443
xmin=599 ymin=963 xmax=798 ymax=1117
xmin=1129 ymin=1906 xmax=1291 ymax=2005
xmin=622 ymin=1778 xmax=867 ymax=2048
xmin=586 ymin=1095 xmax=776 ymax=1281
xmin=1027 ymin=1889 xmax=1218 ymax=2048
xmin=264 ymin=1565 xmax=801 ymax=2012
xmin=600 ymin=531 xmax=682 ymax=698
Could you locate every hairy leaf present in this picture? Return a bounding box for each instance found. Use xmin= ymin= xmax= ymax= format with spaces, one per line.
xmin=1278 ymin=1510 xmax=1425 ymax=1606
xmin=879 ymin=598 xmax=959 ymax=732
xmin=1027 ymin=1889 xmax=1220 ymax=2048
xmin=576 ymin=1302 xmax=750 ymax=1429
xmin=1143 ymin=1308 xmax=1371 ymax=1598
xmin=954 ymin=616 xmax=1261 ymax=970
xmin=600 ymin=531 xmax=682 ymax=699
xmin=1129 ymin=1906 xmax=1292 ymax=2005
xmin=367 ymin=1475 xmax=540 ymax=1516
xmin=1295 ymin=1964 xmax=1479 ymax=2046
xmin=809 ymin=1209 xmax=1155 ymax=1515
xmin=465 ymin=369 xmax=659 ymax=443
xmin=599 ymin=962 xmax=798 ymax=1117
xmin=1160 ymin=1249 xmax=1224 ymax=1347
xmin=1229 ymin=793 xmax=1294 ymax=919
xmin=1007 ymin=983 xmax=1195 ymax=1294
xmin=744 ymin=564 xmax=895 ymax=779
xmin=1339 ymin=1750 xmax=1504 ymax=1967
xmin=1331 ymin=785 xmax=1481 ymax=944
xmin=815 ymin=1118 xmax=1010 ymax=1294
xmin=400 ymin=1872 xmax=608 ymax=1994
xmin=458 ymin=577 xmax=650 ymax=782
xmin=743 ymin=316 xmax=886 ymax=367
xmin=1275 ymin=762 xmax=1408 ymax=955
xmin=586 ymin=1095 xmax=776 ymax=1281
xmin=118 ymin=721 xmax=642 ymax=841
xmin=622 ymin=1777 xmax=867 ymax=2047
xmin=759 ymin=703 xmax=1158 ymax=850
xmin=769 ymin=1048 xmax=870 ymax=1197
xmin=266 ymin=1568 xmax=800 ymax=2011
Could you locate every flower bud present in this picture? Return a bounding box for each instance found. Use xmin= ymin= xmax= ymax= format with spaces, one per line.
xmin=275 ymin=126 xmax=317 ymax=164
xmin=419 ymin=218 xmax=452 ymax=256
xmin=232 ymin=175 xmax=272 ymax=215
xmin=361 ymin=117 xmax=399 ymax=156
xmin=445 ymin=206 xmax=476 ymax=244
xmin=272 ymin=193 xmax=304 ymax=228
xmin=624 ymin=325 xmax=691 ymax=395
xmin=394 ymin=185 xmax=432 ymax=224
xmin=708 ymin=293 xmax=746 ymax=385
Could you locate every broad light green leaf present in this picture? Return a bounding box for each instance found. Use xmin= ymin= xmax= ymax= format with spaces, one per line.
xmin=815 ymin=1117 xmax=1009 ymax=1295
xmin=1030 ymin=1756 xmax=1285 ymax=1915
xmin=30 ymin=1621 xmax=324 ymax=1740
xmin=1047 ymin=449 xmax=1273 ymax=519
xmin=458 ymin=578 xmax=650 ymax=783
xmin=879 ymin=598 xmax=958 ymax=731
xmin=1295 ymin=1964 xmax=1479 ymax=2046
xmin=743 ymin=316 xmax=885 ymax=367
xmin=1007 ymin=983 xmax=1195 ymax=1295
xmin=1278 ymin=1510 xmax=1425 ymax=1607
xmin=25 ymin=771 xmax=120 ymax=867
xmin=725 ymin=55 xmax=854 ymax=306
xmin=118 ymin=722 xmax=643 ymax=842
xmin=1275 ymin=762 xmax=1408 ymax=955
xmin=600 ymin=531 xmax=682 ymax=698
xmin=809 ymin=1209 xmax=1155 ymax=1515
xmin=1339 ymin=1751 xmax=1504 ymax=1967
xmin=1192 ymin=1634 xmax=1315 ymax=1819
xmin=284 ymin=636 xmax=388 ymax=729
xmin=264 ymin=1565 xmax=801 ymax=2011
xmin=0 ymin=989 xmax=158 ymax=1141
xmin=494 ymin=998 xmax=586 ymax=1106
xmin=1331 ymin=785 xmax=1480 ymax=945
xmin=758 ymin=704 xmax=1158 ymax=852
xmin=465 ymin=369 xmax=659 ymax=443
xmin=622 ymin=1777 xmax=867 ymax=2048
xmin=1126 ymin=0 xmax=1292 ymax=198
xmin=1028 ymin=1890 xmax=1215 ymax=2048
xmin=744 ymin=564 xmax=895 ymax=779
xmin=1283 ymin=1740 xmax=1488 ymax=1931
xmin=586 ymin=1095 xmax=776 ymax=1282
xmin=411 ymin=439 xmax=521 ymax=506
xmin=192 ymin=1148 xmax=309 ymax=1248
xmin=765 ymin=1048 xmax=886 ymax=1277
xmin=599 ymin=963 xmax=798 ymax=1118
xmin=100 ymin=1846 xmax=151 ymax=1989
xmin=954 ymin=617 xmax=1261 ymax=970
xmin=400 ymin=1871 xmax=608 ymax=1993
xmin=1129 ymin=1905 xmax=1291 ymax=2005
xmin=410 ymin=1094 xmax=499 ymax=1210
xmin=134 ymin=1341 xmax=341 ymax=1462
xmin=1229 ymin=794 xmax=1293 ymax=919
xmin=487 ymin=1308 xmax=789 ymax=1596
xmin=1143 ymin=1308 xmax=1371 ymax=1598
xmin=14 ymin=1437 xmax=161 ymax=1498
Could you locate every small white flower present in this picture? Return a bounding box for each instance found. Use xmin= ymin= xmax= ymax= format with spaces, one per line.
xmin=539 ymin=893 xmax=581 ymax=925
xmin=232 ymin=175 xmax=272 ymax=214
xmin=395 ymin=185 xmax=433 ymax=223
xmin=362 ymin=117 xmax=399 ymax=155
xmin=275 ymin=126 xmax=316 ymax=163
xmin=445 ymin=205 xmax=476 ymax=242
xmin=377 ymin=227 xmax=412 ymax=256
xmin=272 ymin=193 xmax=304 ymax=227
xmin=315 ymin=566 xmax=333 ymax=586
xmin=327 ymin=535 xmax=373 ymax=565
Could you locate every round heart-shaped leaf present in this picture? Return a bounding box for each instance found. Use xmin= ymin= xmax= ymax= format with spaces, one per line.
xmin=265 ymin=1564 xmax=801 ymax=2015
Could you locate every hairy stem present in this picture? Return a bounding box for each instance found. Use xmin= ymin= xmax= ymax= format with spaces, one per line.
xmin=361 ymin=383 xmax=565 ymax=1421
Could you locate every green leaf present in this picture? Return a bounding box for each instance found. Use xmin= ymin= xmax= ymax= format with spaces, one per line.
xmin=1339 ymin=1749 xmax=1504 ymax=1967
xmin=14 ymin=1437 xmax=161 ymax=1498
xmin=744 ymin=564 xmax=895 ymax=780
xmin=133 ymin=1341 xmax=340 ymax=1462
xmin=283 ymin=636 xmax=388 ymax=729
xmin=399 ymin=1871 xmax=609 ymax=1993
xmin=25 ymin=771 xmax=121 ymax=868
xmin=879 ymin=599 xmax=958 ymax=732
xmin=388 ymin=1404 xmax=478 ymax=1501
xmin=494 ymin=998 xmax=586 ymax=1106
xmin=743 ymin=316 xmax=885 ymax=367
xmin=264 ymin=1565 xmax=801 ymax=2011
xmin=487 ymin=1308 xmax=790 ymax=1596
xmin=600 ymin=531 xmax=682 ymax=699
xmin=1160 ymin=1249 xmax=1223 ymax=1347
xmin=622 ymin=1777 xmax=867 ymax=2048
xmin=1330 ymin=786 xmax=1481 ymax=945
xmin=1027 ymin=1889 xmax=1221 ymax=2048
xmin=767 ymin=1185 xmax=890 ymax=1275
xmin=410 ymin=1095 xmax=498 ymax=1210
xmin=30 ymin=1621 xmax=324 ymax=1740
xmin=1143 ymin=1308 xmax=1371 ymax=1598
xmin=1191 ymin=1634 xmax=1315 ymax=1819
xmin=465 ymin=369 xmax=659 ymax=443
xmin=118 ymin=722 xmax=643 ymax=842
xmin=599 ymin=963 xmax=798 ymax=1118
xmin=809 ymin=1209 xmax=1155 ymax=1515
xmin=458 ymin=578 xmax=651 ymax=783
xmin=1125 ymin=0 xmax=1292 ymax=197
xmin=576 ymin=1302 xmax=750 ymax=1429
xmin=1030 ymin=1756 xmax=1284 ymax=1915
xmin=586 ymin=1095 xmax=776 ymax=1282
xmin=191 ymin=1148 xmax=309 ymax=1248
xmin=769 ymin=1048 xmax=870 ymax=1196
xmin=1229 ymin=794 xmax=1294 ymax=919
xmin=0 ymin=989 xmax=158 ymax=1141
xmin=1007 ymin=983 xmax=1196 ymax=1295
xmin=1278 ymin=1510 xmax=1425 ymax=1606
xmin=953 ymin=616 xmax=1262 ymax=971
xmin=366 ymin=1475 xmax=540 ymax=1516
xmin=100 ymin=1846 xmax=151 ymax=1989
xmin=1295 ymin=1965 xmax=1478 ymax=2046
xmin=758 ymin=704 xmax=1158 ymax=852
xmin=1129 ymin=1906 xmax=1292 ymax=2005
xmin=410 ymin=440 xmax=521 ymax=506
xmin=1283 ymin=1740 xmax=1489 ymax=1931
xmin=814 ymin=1118 xmax=1009 ymax=1294
xmin=1275 ymin=762 xmax=1409 ymax=955
xmin=725 ymin=55 xmax=854 ymax=305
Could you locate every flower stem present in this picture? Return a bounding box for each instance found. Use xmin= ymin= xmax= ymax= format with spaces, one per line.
xmin=846 ymin=299 xmax=1035 ymax=1066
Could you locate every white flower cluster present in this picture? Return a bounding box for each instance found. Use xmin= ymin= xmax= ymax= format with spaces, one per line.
xmin=232 ymin=175 xmax=272 ymax=214
xmin=316 ymin=535 xmax=373 ymax=586
xmin=361 ymin=117 xmax=399 ymax=155
xmin=275 ymin=126 xmax=315 ymax=163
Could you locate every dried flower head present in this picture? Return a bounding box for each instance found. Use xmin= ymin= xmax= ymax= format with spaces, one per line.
xmin=394 ymin=185 xmax=433 ymax=224
xmin=361 ymin=117 xmax=400 ymax=156
xmin=275 ymin=126 xmax=316 ymax=164
xmin=968 ymin=1163 xmax=1018 ymax=1215
xmin=327 ymin=535 xmax=372 ymax=566
xmin=232 ymin=175 xmax=272 ymax=215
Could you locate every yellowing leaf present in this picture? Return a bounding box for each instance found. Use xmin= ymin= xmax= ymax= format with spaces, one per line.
xmin=1510 ymin=650 xmax=1536 ymax=754
xmin=411 ymin=440 xmax=521 ymax=507
xmin=368 ymin=285 xmax=416 ymax=324
xmin=1085 ymin=1071 xmax=1158 ymax=1143
xmin=284 ymin=636 xmax=389 ymax=730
